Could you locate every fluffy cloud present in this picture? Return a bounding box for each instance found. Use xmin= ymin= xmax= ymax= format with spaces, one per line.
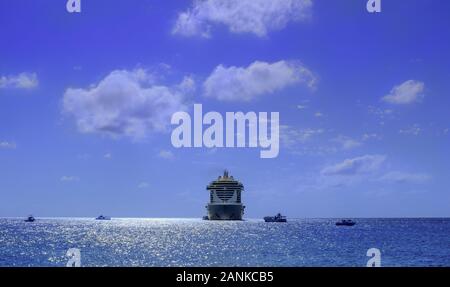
xmin=0 ymin=141 xmax=17 ymax=149
xmin=380 ymin=171 xmax=431 ymax=184
xmin=0 ymin=73 xmax=38 ymax=89
xmin=173 ymin=0 xmax=313 ymax=37
xmin=321 ymin=155 xmax=386 ymax=176
xmin=203 ymin=60 xmax=316 ymax=101
xmin=368 ymin=106 xmax=395 ymax=126
xmin=382 ymin=80 xmax=424 ymax=104
xmin=362 ymin=133 xmax=381 ymax=141
xmin=62 ymin=69 xmax=192 ymax=139
xmin=332 ymin=135 xmax=361 ymax=150
xmin=138 ymin=182 xmax=150 ymax=189
xmin=399 ymin=124 xmax=422 ymax=136
xmin=280 ymin=125 xmax=324 ymax=148
xmin=60 ymin=176 xmax=79 ymax=182
xmin=158 ymin=150 xmax=175 ymax=160
xmin=314 ymin=112 xmax=324 ymax=118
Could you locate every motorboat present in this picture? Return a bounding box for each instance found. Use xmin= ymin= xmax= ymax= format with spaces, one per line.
xmin=336 ymin=219 xmax=356 ymax=226
xmin=95 ymin=215 xmax=111 ymax=220
xmin=264 ymin=213 xmax=287 ymax=223
xmin=24 ymin=215 xmax=35 ymax=222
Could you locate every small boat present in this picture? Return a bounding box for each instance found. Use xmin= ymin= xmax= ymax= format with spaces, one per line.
xmin=336 ymin=219 xmax=356 ymax=226
xmin=95 ymin=215 xmax=111 ymax=220
xmin=24 ymin=215 xmax=35 ymax=222
xmin=202 ymin=215 xmax=209 ymax=220
xmin=264 ymin=213 xmax=287 ymax=223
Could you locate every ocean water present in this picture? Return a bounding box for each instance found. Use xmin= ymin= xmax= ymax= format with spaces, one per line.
xmin=0 ymin=218 xmax=449 ymax=267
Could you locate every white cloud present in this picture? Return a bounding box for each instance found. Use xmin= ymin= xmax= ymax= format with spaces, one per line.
xmin=60 ymin=176 xmax=79 ymax=182
xmin=399 ymin=124 xmax=422 ymax=136
xmin=103 ymin=153 xmax=112 ymax=159
xmin=0 ymin=73 xmax=38 ymax=89
xmin=362 ymin=133 xmax=381 ymax=141
xmin=158 ymin=150 xmax=175 ymax=160
xmin=314 ymin=111 xmax=324 ymax=118
xmin=280 ymin=125 xmax=324 ymax=147
xmin=0 ymin=141 xmax=16 ymax=149
xmin=177 ymin=76 xmax=196 ymax=93
xmin=203 ymin=60 xmax=316 ymax=101
xmin=332 ymin=135 xmax=361 ymax=150
xmin=62 ymin=69 xmax=192 ymax=139
xmin=368 ymin=106 xmax=395 ymax=126
xmin=368 ymin=106 xmax=395 ymax=122
xmin=382 ymin=80 xmax=424 ymax=104
xmin=173 ymin=0 xmax=313 ymax=37
xmin=321 ymin=155 xmax=386 ymax=176
xmin=138 ymin=182 xmax=150 ymax=189
xmin=380 ymin=171 xmax=431 ymax=184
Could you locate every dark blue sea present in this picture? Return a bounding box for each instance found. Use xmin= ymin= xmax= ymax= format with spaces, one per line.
xmin=0 ymin=218 xmax=449 ymax=267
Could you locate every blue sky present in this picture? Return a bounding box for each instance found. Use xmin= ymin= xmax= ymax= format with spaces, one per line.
xmin=1 ymin=0 xmax=450 ymax=218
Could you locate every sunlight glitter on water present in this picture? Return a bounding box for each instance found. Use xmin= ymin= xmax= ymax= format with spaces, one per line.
xmin=0 ymin=218 xmax=449 ymax=267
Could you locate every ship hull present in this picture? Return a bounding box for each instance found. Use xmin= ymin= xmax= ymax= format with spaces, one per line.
xmin=207 ymin=204 xmax=244 ymax=220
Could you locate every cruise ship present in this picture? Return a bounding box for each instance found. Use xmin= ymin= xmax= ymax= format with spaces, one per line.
xmin=205 ymin=170 xmax=245 ymax=220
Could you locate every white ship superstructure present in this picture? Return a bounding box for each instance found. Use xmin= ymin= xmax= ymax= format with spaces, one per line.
xmin=206 ymin=170 xmax=245 ymax=220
